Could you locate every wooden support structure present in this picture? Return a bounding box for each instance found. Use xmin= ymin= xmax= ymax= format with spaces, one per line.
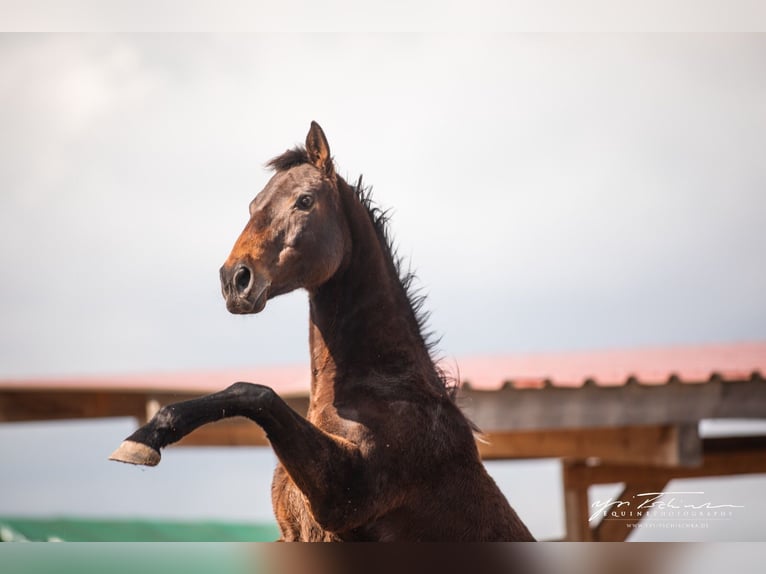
xmin=562 ymin=435 xmax=766 ymax=541
xmin=1 ymin=366 xmax=764 ymax=542
xmin=479 ymin=423 xmax=701 ymax=466
xmin=176 ymin=416 xmax=270 ymax=447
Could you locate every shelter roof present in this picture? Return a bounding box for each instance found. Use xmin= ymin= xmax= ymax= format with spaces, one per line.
xmin=2 ymin=342 xmax=763 ymax=395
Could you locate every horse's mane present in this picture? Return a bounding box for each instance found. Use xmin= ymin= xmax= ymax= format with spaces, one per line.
xmin=267 ymin=147 xmax=456 ymax=398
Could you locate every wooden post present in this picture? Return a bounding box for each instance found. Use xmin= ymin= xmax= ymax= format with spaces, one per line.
xmin=562 ymin=460 xmax=592 ymax=541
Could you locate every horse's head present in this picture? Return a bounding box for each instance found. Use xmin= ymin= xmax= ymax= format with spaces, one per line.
xmin=220 ymin=122 xmax=349 ymax=314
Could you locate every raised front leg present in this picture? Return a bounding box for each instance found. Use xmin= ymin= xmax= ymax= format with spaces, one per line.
xmin=109 ymin=382 xmax=274 ymax=466
xmin=109 ymin=382 xmax=378 ymax=534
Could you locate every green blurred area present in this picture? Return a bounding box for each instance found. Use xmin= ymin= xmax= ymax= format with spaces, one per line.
xmin=0 ymin=542 xmax=259 ymax=574
xmin=0 ymin=516 xmax=279 ymax=542
xmin=0 ymin=519 xmax=275 ymax=574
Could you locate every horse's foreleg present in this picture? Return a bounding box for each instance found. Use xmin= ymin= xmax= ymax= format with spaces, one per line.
xmin=109 ymin=381 xmax=285 ymax=465
xmin=109 ymin=381 xmax=376 ymax=532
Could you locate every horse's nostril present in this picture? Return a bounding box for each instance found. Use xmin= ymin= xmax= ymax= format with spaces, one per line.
xmin=234 ymin=266 xmax=252 ymax=295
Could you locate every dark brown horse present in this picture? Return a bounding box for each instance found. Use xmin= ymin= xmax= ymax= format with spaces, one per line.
xmin=110 ymin=122 xmax=534 ymax=542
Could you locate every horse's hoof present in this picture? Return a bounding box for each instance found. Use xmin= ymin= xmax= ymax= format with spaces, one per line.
xmin=109 ymin=440 xmax=161 ymax=467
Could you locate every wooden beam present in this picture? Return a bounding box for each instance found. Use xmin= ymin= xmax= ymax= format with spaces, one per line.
xmin=460 ymin=378 xmax=766 ymax=431
xmin=479 ymin=424 xmax=701 ymax=466
xmin=566 ymin=435 xmax=766 ymax=488
xmin=175 ymin=417 xmax=270 ymax=447
xmin=3 ymin=377 xmax=765 ymax=431
xmin=0 ymin=389 xmax=311 ymax=424
xmin=0 ymin=390 xmax=150 ymax=422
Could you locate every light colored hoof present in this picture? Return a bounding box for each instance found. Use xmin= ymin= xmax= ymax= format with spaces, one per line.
xmin=109 ymin=440 xmax=161 ymax=467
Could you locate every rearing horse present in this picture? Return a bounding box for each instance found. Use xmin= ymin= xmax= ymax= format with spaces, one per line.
xmin=110 ymin=122 xmax=534 ymax=542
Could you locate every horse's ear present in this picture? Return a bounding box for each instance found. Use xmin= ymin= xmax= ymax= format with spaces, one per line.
xmin=306 ymin=121 xmax=334 ymax=178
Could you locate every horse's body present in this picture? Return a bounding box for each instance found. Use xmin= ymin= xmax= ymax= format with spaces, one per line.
xmin=110 ymin=122 xmax=534 ymax=541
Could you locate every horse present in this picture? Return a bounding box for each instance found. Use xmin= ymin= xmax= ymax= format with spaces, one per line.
xmin=109 ymin=122 xmax=535 ymax=542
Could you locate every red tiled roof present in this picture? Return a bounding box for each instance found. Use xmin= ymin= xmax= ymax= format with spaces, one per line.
xmin=0 ymin=364 xmax=311 ymax=395
xmin=1 ymin=342 xmax=764 ymax=395
xmin=454 ymin=342 xmax=766 ymax=390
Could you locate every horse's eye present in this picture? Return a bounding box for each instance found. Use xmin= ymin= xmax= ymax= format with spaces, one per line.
xmin=296 ymin=194 xmax=314 ymax=210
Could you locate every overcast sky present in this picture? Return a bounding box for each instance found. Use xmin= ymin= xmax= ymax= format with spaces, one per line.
xmin=1 ymin=34 xmax=764 ymax=379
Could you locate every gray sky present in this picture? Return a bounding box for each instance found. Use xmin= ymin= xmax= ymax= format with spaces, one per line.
xmin=1 ymin=34 xmax=765 ymax=542
xmin=1 ymin=34 xmax=765 ymax=378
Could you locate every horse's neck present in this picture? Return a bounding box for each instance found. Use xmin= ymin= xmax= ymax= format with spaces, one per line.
xmin=307 ymin=184 xmax=432 ymax=400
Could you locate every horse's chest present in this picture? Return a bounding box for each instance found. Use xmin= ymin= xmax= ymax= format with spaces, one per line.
xmin=271 ymin=464 xmax=340 ymax=542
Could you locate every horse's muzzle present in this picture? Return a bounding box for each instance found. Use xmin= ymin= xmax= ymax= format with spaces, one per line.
xmin=220 ymin=263 xmax=270 ymax=314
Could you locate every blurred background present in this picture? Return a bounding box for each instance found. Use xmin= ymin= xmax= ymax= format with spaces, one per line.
xmin=1 ymin=33 xmax=765 ymax=541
